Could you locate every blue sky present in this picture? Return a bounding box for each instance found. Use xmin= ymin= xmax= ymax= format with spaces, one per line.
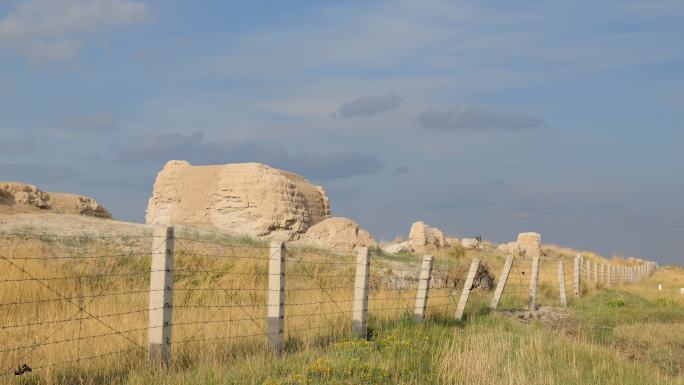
xmin=1 ymin=0 xmax=682 ymax=264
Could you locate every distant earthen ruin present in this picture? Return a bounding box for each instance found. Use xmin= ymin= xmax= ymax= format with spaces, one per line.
xmin=497 ymin=232 xmax=542 ymax=257
xmin=0 ymin=182 xmax=111 ymax=218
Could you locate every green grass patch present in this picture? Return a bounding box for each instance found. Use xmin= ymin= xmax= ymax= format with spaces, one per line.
xmin=569 ymin=289 xmax=684 ymax=375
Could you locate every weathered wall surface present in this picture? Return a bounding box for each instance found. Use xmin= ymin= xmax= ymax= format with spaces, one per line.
xmin=146 ymin=161 xmax=331 ymax=240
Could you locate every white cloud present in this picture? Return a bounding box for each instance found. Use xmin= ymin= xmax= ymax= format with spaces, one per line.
xmin=0 ymin=0 xmax=149 ymax=64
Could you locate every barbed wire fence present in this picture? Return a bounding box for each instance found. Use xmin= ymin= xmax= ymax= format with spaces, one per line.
xmin=0 ymin=232 xmax=155 ymax=380
xmin=0 ymin=227 xmax=658 ymax=380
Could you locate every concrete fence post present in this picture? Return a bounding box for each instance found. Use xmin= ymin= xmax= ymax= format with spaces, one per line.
xmin=352 ymin=247 xmax=370 ymax=338
xmin=414 ymin=255 xmax=434 ymax=323
xmin=491 ymin=255 xmax=514 ymax=309
xmin=456 ymin=259 xmax=481 ymax=321
xmin=573 ymin=256 xmax=581 ymax=298
xmin=148 ymin=226 xmax=174 ymax=366
xmin=529 ymin=256 xmax=540 ymax=311
xmin=600 ymin=264 xmax=605 ymax=284
xmin=607 ymin=265 xmax=612 ymax=287
xmin=585 ymin=259 xmax=592 ymax=282
xmin=267 ymin=241 xmax=286 ymax=354
xmin=559 ymin=260 xmax=568 ymax=307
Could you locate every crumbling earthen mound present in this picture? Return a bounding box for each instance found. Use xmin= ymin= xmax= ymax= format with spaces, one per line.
xmin=0 ymin=182 xmax=111 ymax=218
xmin=300 ymin=217 xmax=376 ymax=252
xmin=409 ymin=221 xmax=448 ymax=250
xmin=497 ymin=232 xmax=543 ymax=257
xmin=517 ymin=232 xmax=542 ymax=258
xmin=146 ymin=161 xmax=331 ymax=240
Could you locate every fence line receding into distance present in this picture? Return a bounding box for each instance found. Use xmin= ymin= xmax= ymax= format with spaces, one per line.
xmin=0 ymin=226 xmax=658 ymax=378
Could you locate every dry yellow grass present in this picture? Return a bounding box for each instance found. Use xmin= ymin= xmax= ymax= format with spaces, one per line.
xmin=0 ymin=227 xmax=676 ymax=384
xmin=0 ymin=230 xmax=469 ymax=384
xmin=624 ymin=265 xmax=684 ymax=305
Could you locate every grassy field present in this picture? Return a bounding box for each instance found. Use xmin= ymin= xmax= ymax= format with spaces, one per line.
xmin=0 ymin=229 xmax=682 ymax=385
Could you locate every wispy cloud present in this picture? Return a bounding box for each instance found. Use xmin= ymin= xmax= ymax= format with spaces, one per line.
xmin=0 ymin=0 xmax=149 ymax=64
xmin=333 ymin=93 xmax=401 ymax=118
xmin=113 ymin=131 xmax=383 ymax=180
xmin=415 ymin=106 xmax=547 ymax=131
